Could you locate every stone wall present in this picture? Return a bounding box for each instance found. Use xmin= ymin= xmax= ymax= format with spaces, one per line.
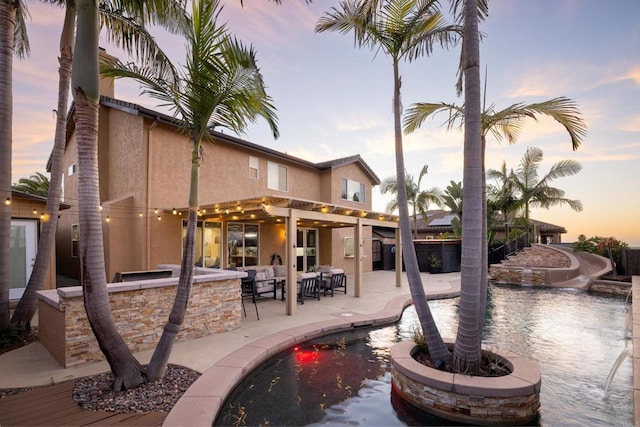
xmin=489 ymin=244 xmax=574 ymax=285
xmin=37 ymin=271 xmax=243 ymax=367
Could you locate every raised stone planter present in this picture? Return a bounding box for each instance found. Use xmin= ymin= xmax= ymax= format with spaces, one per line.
xmin=390 ymin=340 xmax=541 ymax=425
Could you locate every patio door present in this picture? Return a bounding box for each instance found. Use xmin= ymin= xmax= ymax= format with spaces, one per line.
xmin=9 ymin=220 xmax=38 ymax=300
xmin=296 ymin=228 xmax=317 ymax=272
xmin=183 ymin=220 xmax=222 ymax=268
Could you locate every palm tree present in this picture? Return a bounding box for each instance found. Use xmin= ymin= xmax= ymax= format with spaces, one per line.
xmin=12 ymin=172 xmax=50 ymax=197
xmin=10 ymin=0 xmax=187 ymax=329
xmin=72 ymin=0 xmax=195 ymax=389
xmin=101 ymin=0 xmax=278 ymax=381
xmin=404 ymin=55 xmax=586 ymax=374
xmin=380 ymin=164 xmax=443 ymax=239
xmin=440 ymin=180 xmax=462 ymax=236
xmin=486 ymin=161 xmax=519 ymax=224
xmin=0 ymin=0 xmax=30 ymax=330
xmin=511 ymin=146 xmax=583 ymax=221
xmin=317 ymin=0 xmax=461 ymax=364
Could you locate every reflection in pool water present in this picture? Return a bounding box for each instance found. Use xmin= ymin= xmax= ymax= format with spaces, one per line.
xmin=215 ymin=284 xmax=632 ymax=426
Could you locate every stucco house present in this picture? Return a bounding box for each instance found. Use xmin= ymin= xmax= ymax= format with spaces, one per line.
xmin=55 ymin=51 xmax=400 ymax=302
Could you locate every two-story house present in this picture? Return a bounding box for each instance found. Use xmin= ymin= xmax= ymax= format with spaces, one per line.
xmin=56 ymin=52 xmax=400 ymax=299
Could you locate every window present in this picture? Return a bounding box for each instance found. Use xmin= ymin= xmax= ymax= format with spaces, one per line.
xmin=68 ymin=164 xmax=77 ymax=176
xmin=268 ymin=161 xmax=288 ymax=191
xmin=182 ymin=220 xmax=222 ymax=268
xmin=71 ymin=224 xmax=79 ymax=257
xmin=249 ymin=156 xmax=259 ymax=179
xmin=228 ymin=223 xmax=259 ymax=268
xmin=341 ymin=178 xmax=365 ymax=203
xmin=343 ymin=237 xmax=355 ymax=258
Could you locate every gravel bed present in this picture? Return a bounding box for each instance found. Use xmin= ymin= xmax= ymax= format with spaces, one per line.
xmin=72 ymin=364 xmax=201 ymax=413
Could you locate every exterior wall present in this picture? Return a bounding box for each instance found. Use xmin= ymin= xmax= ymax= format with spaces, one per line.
xmin=37 ymin=274 xmax=242 ymax=367
xmin=58 ymin=97 xmax=385 ymax=280
xmin=57 ymin=131 xmax=80 ymax=279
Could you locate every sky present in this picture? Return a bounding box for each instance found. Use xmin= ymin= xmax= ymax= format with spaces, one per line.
xmin=11 ymin=0 xmax=640 ymax=246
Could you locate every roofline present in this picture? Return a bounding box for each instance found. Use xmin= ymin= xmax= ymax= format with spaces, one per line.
xmin=55 ymin=96 xmax=380 ymax=184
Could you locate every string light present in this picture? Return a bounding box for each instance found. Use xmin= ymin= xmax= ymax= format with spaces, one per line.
xmin=139 ymin=212 xmax=143 ymax=218
xmin=157 ymin=216 xmax=162 ymax=221
xmin=172 ymin=208 xmax=177 ymax=215
xmin=154 ymin=208 xmax=159 ymax=214
xmin=4 ymin=198 xmax=10 ymax=206
xmin=32 ymin=208 xmax=38 ymax=215
xmin=106 ymin=216 xmax=110 ymax=223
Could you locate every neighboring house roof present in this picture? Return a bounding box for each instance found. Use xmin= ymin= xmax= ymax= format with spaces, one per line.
xmin=53 ymin=96 xmax=380 ymax=185
xmin=11 ymin=189 xmax=71 ymax=210
xmin=410 ymin=210 xmax=566 ymax=235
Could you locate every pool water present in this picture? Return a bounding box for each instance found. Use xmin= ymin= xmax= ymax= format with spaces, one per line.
xmin=215 ymin=284 xmax=633 ymax=426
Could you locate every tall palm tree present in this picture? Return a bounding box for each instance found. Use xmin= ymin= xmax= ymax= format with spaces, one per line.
xmin=11 ymin=172 xmax=50 ymax=197
xmin=404 ymin=59 xmax=586 ymax=374
xmin=380 ymin=164 xmax=443 ymax=239
xmin=511 ymin=146 xmax=583 ymax=221
xmin=0 ymin=0 xmax=30 ymax=330
xmin=101 ymin=0 xmax=278 ymax=381
xmin=10 ymin=0 xmax=187 ymax=329
xmin=317 ymin=0 xmax=460 ymax=364
xmin=72 ymin=0 xmax=194 ymax=390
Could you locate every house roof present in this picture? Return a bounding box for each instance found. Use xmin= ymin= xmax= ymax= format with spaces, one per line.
xmin=54 ymin=96 xmax=380 ymax=185
xmin=411 ymin=210 xmax=566 ymax=234
xmin=11 ymin=190 xmax=71 ymax=210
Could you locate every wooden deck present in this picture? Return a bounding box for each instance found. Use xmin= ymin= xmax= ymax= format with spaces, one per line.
xmin=0 ymin=381 xmax=167 ymax=426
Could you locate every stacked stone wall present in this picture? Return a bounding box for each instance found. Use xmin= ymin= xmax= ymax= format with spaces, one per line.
xmin=39 ymin=276 xmax=241 ymax=367
xmin=489 ymin=245 xmax=571 ymax=285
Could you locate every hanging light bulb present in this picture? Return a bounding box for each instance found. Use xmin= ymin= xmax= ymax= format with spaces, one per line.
xmin=4 ymin=197 xmax=10 ymax=206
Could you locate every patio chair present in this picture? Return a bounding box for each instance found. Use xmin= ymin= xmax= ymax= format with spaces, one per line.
xmin=241 ymin=269 xmax=259 ymax=320
xmin=321 ymin=270 xmax=347 ymax=297
xmin=297 ymin=273 xmax=320 ymax=304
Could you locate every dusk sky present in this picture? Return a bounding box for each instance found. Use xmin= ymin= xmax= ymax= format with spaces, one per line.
xmin=11 ymin=0 xmax=640 ymax=246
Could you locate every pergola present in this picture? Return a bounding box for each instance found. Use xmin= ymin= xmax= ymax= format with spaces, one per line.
xmin=173 ymin=196 xmax=403 ymax=315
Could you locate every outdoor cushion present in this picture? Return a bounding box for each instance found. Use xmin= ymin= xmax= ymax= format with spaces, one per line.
xmin=273 ymin=265 xmax=286 ymax=278
xmin=264 ymin=266 xmax=274 ymax=279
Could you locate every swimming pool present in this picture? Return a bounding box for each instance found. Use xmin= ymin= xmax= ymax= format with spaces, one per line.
xmin=215 ymin=284 xmax=633 ymax=426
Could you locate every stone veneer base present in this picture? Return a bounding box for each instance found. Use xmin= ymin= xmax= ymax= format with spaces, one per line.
xmin=390 ymin=340 xmax=541 ymax=426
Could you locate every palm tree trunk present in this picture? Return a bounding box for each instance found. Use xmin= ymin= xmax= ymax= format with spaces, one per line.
xmin=12 ymin=2 xmax=76 ymax=328
xmin=392 ymin=59 xmax=449 ymax=363
xmin=0 ymin=1 xmax=17 ymax=330
xmin=453 ymin=0 xmax=483 ymax=373
xmin=146 ymin=143 xmax=199 ymax=381
xmin=74 ymin=0 xmax=144 ymax=390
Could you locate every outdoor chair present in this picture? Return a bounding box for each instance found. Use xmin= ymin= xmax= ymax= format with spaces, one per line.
xmin=321 ymin=270 xmax=347 ymax=297
xmin=297 ymin=273 xmax=320 ymax=304
xmin=240 ymin=269 xmax=259 ymax=320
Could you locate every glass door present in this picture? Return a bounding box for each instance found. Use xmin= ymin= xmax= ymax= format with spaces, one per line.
xmin=9 ymin=220 xmax=38 ymax=300
xmin=296 ymin=228 xmax=318 ymax=272
xmin=183 ymin=220 xmax=222 ymax=268
xmin=227 ymin=223 xmax=259 ymax=268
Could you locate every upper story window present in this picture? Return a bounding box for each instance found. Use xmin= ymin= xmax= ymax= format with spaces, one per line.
xmin=341 ymin=178 xmax=365 ymax=203
xmin=68 ymin=164 xmax=77 ymax=176
xmin=268 ymin=161 xmax=288 ymax=192
xmin=249 ymin=156 xmax=259 ymax=179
